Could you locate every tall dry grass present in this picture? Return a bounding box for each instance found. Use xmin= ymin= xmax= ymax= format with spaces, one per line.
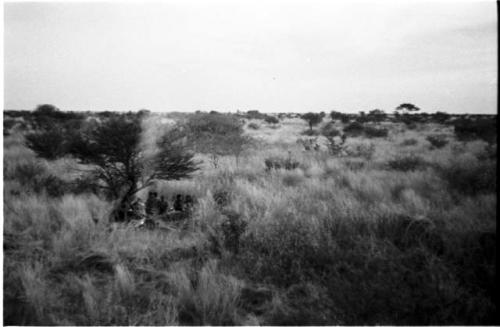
xmin=3 ymin=116 xmax=497 ymax=325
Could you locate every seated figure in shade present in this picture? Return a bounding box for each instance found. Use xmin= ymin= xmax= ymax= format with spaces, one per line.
xmin=158 ymin=195 xmax=168 ymax=215
xmin=173 ymin=194 xmax=184 ymax=211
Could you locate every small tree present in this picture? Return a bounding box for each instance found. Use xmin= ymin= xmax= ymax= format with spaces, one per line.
xmin=396 ymin=103 xmax=420 ymax=114
xmin=186 ymin=112 xmax=250 ymax=167
xmin=330 ymin=111 xmax=343 ymax=121
xmin=27 ymin=114 xmax=199 ymax=205
xmin=367 ymin=109 xmax=387 ymax=122
xmin=301 ymin=112 xmax=323 ymax=131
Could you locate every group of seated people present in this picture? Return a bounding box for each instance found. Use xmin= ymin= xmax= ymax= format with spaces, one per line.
xmin=114 ymin=192 xmax=196 ymax=223
xmin=145 ymin=191 xmax=195 ymax=216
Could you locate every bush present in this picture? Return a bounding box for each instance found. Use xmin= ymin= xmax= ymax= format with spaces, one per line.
xmin=25 ymin=127 xmax=68 ymax=160
xmin=321 ymin=122 xmax=341 ymax=138
xmin=387 ymin=155 xmax=426 ymax=171
xmin=5 ymin=161 xmax=46 ymax=184
xmin=426 ymin=134 xmax=448 ymax=149
xmin=343 ymin=122 xmax=364 ymax=136
xmin=453 ymin=117 xmax=496 ymax=143
xmin=364 ymin=126 xmax=388 ymax=138
xmin=345 ymin=143 xmax=375 ymax=160
xmin=401 ymin=138 xmax=418 ymax=146
xmin=301 ymin=129 xmax=320 ymax=136
xmin=6 ymin=161 xmax=69 ymax=197
xmin=248 ymin=123 xmax=260 ymax=130
xmin=264 ymin=116 xmax=279 ymax=124
xmin=439 ymin=158 xmax=496 ymax=195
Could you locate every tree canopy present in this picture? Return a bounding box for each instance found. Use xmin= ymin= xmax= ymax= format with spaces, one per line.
xmin=301 ymin=112 xmax=323 ymax=131
xmin=26 ymin=112 xmax=199 ymax=201
xmin=396 ymin=103 xmax=421 ymax=114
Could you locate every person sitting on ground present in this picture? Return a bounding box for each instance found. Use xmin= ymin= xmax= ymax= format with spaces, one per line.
xmin=158 ymin=195 xmax=168 ymax=215
xmin=146 ymin=191 xmax=160 ymax=216
xmin=184 ymin=194 xmax=194 ymax=212
xmin=173 ymin=194 xmax=184 ymax=211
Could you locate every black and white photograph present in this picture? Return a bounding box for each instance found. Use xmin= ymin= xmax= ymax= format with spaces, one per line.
xmin=2 ymin=0 xmax=497 ymax=325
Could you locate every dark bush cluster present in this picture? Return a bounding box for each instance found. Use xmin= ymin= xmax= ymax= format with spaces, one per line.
xmin=321 ymin=122 xmax=341 ymax=138
xmin=264 ymin=115 xmax=279 ymax=124
xmin=439 ymin=159 xmax=496 ymax=195
xmin=387 ymin=155 xmax=426 ymax=171
xmin=343 ymin=121 xmax=364 ymax=136
xmin=5 ymin=161 xmax=69 ymax=197
xmin=452 ymin=117 xmax=496 ymax=143
xmin=401 ymin=138 xmax=418 ymax=146
xmin=330 ymin=111 xmax=352 ymax=123
xmin=300 ymin=129 xmax=320 ymax=136
xmin=25 ymin=128 xmax=68 ymax=160
xmin=426 ymin=134 xmax=448 ymax=149
xmin=364 ymin=126 xmax=389 ymax=138
xmin=247 ymin=122 xmax=260 ymax=130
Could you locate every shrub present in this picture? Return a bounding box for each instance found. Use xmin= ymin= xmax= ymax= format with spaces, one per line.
xmin=343 ymin=122 xmax=364 ymax=136
xmin=6 ymin=161 xmax=46 ymax=184
xmin=247 ymin=122 xmax=260 ymax=130
xmin=431 ymin=111 xmax=450 ymax=124
xmin=25 ymin=127 xmax=68 ymax=160
xmin=366 ymin=109 xmax=387 ymax=122
xmin=4 ymin=119 xmax=17 ymax=135
xmin=439 ymin=158 xmax=496 ymax=195
xmin=264 ymin=116 xmax=279 ymax=124
xmin=345 ymin=143 xmax=375 ymax=160
xmin=321 ymin=122 xmax=341 ymax=138
xmin=453 ymin=117 xmax=496 ymax=143
xmin=40 ymin=175 xmax=69 ymax=197
xmin=246 ymin=110 xmax=266 ymax=120
xmin=387 ymin=155 xmax=426 ymax=171
xmin=301 ymin=129 xmax=320 ymax=136
xmin=426 ymin=134 xmax=448 ymax=149
xmin=401 ymin=138 xmax=418 ymax=146
xmin=364 ymin=126 xmax=388 ymax=138
xmin=6 ymin=161 xmax=69 ymax=197
xmin=477 ymin=144 xmax=497 ymax=160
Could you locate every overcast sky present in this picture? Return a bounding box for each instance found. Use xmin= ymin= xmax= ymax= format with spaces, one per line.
xmin=3 ymin=0 xmax=497 ymax=113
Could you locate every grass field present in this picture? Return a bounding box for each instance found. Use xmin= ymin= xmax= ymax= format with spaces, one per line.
xmin=3 ymin=112 xmax=497 ymax=325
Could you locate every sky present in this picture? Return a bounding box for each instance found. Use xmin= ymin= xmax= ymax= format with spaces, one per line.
xmin=3 ymin=0 xmax=498 ymax=113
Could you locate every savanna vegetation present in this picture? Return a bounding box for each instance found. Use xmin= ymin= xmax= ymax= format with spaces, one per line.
xmin=3 ymin=105 xmax=497 ymax=325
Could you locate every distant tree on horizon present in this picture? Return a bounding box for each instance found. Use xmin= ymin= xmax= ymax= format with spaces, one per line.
xmin=301 ymin=112 xmax=323 ymax=131
xmin=396 ymin=103 xmax=421 ymax=114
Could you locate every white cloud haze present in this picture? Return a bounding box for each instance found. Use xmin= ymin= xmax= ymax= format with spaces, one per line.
xmin=3 ymin=0 xmax=497 ymax=113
